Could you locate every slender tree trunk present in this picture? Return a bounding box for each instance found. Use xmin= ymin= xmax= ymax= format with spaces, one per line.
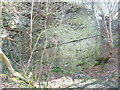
xmin=102 ymin=15 xmax=113 ymax=59
xmin=109 ymin=14 xmax=113 ymax=51
xmin=0 ymin=1 xmax=3 ymax=74
xmin=103 ymin=16 xmax=110 ymax=42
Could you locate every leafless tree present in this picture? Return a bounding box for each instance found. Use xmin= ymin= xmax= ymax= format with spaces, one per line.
xmin=90 ymin=0 xmax=118 ymax=57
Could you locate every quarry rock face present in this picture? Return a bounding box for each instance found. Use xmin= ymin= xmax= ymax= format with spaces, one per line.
xmin=1 ymin=3 xmax=101 ymax=73
xmin=46 ymin=6 xmax=101 ymax=72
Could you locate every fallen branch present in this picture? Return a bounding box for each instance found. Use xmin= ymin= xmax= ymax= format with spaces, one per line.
xmin=0 ymin=48 xmax=39 ymax=88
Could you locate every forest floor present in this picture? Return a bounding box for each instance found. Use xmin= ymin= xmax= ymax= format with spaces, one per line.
xmin=84 ymin=48 xmax=118 ymax=85
xmin=0 ymin=48 xmax=119 ymax=89
xmin=47 ymin=47 xmax=119 ymax=88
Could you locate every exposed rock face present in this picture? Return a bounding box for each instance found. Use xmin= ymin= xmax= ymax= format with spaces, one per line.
xmin=1 ymin=3 xmax=101 ymax=73
xmin=45 ymin=6 xmax=101 ymax=72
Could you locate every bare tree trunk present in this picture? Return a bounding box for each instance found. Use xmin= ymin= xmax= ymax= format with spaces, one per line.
xmin=103 ymin=15 xmax=113 ymax=58
xmin=0 ymin=1 xmax=3 ymax=74
xmin=27 ymin=0 xmax=34 ymax=73
xmin=29 ymin=0 xmax=34 ymax=55
xmin=108 ymin=14 xmax=113 ymax=51
xmin=103 ymin=16 xmax=110 ymax=43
